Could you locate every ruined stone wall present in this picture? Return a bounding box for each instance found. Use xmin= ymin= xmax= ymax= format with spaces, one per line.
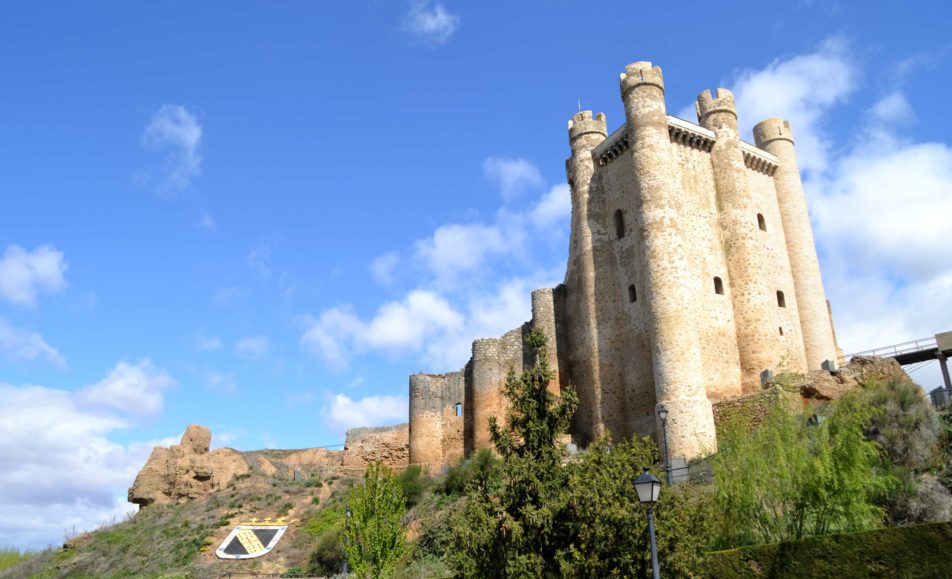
xmin=469 ymin=326 xmax=527 ymax=452
xmin=342 ymin=424 xmax=409 ymax=469
xmin=408 ymin=371 xmax=464 ymax=472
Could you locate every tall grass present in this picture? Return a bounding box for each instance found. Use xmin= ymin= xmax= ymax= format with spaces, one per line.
xmin=0 ymin=547 xmax=34 ymax=571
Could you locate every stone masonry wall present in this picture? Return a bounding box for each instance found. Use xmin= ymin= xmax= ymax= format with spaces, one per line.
xmin=402 ymin=60 xmax=840 ymax=469
xmin=342 ymin=424 xmax=409 ymax=469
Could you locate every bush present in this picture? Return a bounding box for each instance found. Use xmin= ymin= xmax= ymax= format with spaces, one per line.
xmin=712 ymin=393 xmax=884 ymax=547
xmin=437 ymin=449 xmax=499 ymax=497
xmin=561 ymin=436 xmax=716 ymax=578
xmin=307 ymin=526 xmax=345 ymax=577
xmin=395 ymin=464 xmax=428 ymax=508
xmin=0 ymin=547 xmax=33 ymax=572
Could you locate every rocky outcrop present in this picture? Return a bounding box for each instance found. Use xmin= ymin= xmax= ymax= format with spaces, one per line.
xmin=128 ymin=423 xmax=414 ymax=509
xmin=128 ymin=425 xmax=250 ymax=508
xmin=796 ymin=355 xmax=911 ymax=400
xmin=712 ymin=356 xmax=913 ymax=433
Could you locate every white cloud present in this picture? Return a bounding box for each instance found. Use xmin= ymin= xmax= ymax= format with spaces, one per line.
xmin=323 ymin=393 xmax=407 ymax=434
xmin=235 ymin=335 xmax=270 ymax=359
xmin=207 ymin=372 xmax=237 ymax=395
xmin=301 ymin=290 xmax=464 ymax=368
xmin=370 ymin=251 xmax=401 ymax=286
xmin=0 ymin=244 xmax=67 ymax=306
xmin=529 ymin=184 xmax=572 ymax=229
xmin=869 ymin=91 xmax=915 ymax=125
xmin=301 ymin=307 xmax=365 ymax=369
xmin=413 ymin=220 xmax=516 ymax=287
xmin=141 ymin=104 xmax=202 ymax=195
xmin=726 ymin=39 xmax=952 ymax=391
xmin=0 ymin=363 xmax=178 ymax=549
xmin=0 ymin=317 xmax=66 ymax=368
xmin=483 ymin=157 xmax=545 ymax=201
xmin=195 ymin=333 xmax=222 ymax=351
xmin=302 ymin=269 xmax=561 ymax=372
xmin=731 ymin=37 xmax=857 ymax=174
xmin=79 ymin=360 xmax=175 ymax=417
xmin=199 ymin=211 xmax=217 ymax=232
xmin=402 ymin=1 xmax=459 ymax=47
xmin=364 ymin=290 xmax=464 ymax=351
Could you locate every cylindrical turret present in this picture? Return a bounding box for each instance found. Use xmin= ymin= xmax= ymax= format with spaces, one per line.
xmin=621 ymin=62 xmax=716 ymax=460
xmin=531 ymin=287 xmax=561 ymax=395
xmin=565 ymin=111 xmax=608 ymax=443
xmin=753 ymin=118 xmax=837 ymax=369
xmin=408 ymin=374 xmax=444 ymax=471
xmin=470 ymin=338 xmax=503 ymax=452
xmin=697 ymin=89 xmax=805 ymax=390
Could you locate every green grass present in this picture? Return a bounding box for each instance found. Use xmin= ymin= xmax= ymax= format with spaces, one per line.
xmin=703 ymin=521 xmax=952 ymax=578
xmin=0 ymin=547 xmax=34 ymax=571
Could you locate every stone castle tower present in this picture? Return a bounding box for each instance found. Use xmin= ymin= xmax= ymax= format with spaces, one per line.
xmin=407 ymin=60 xmax=839 ymax=471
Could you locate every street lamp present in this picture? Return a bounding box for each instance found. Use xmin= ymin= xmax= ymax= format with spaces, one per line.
xmin=657 ymin=407 xmax=673 ymax=486
xmin=343 ymin=506 xmax=352 ymax=576
xmin=634 ymin=468 xmax=661 ymax=579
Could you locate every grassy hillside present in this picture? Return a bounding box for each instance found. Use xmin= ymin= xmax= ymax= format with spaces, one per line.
xmin=704 ymin=521 xmax=952 ymax=578
xmin=1 ymin=471 xmax=358 ymax=579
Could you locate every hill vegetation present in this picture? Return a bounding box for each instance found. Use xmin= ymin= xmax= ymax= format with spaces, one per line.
xmin=5 ymin=332 xmax=951 ymax=578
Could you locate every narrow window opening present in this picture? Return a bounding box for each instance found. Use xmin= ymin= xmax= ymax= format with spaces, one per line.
xmin=714 ymin=277 xmax=724 ymax=295
xmin=613 ymin=209 xmax=625 ymax=239
xmin=779 ymin=326 xmax=784 ymax=336
xmin=455 ymin=402 xmax=462 ymax=417
xmin=777 ymin=291 xmax=786 ymax=308
xmin=757 ymin=213 xmax=767 ymax=231
xmin=628 ymin=284 xmax=637 ymax=303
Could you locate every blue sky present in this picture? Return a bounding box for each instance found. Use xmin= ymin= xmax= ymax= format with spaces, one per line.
xmin=2 ymin=1 xmax=951 ymax=548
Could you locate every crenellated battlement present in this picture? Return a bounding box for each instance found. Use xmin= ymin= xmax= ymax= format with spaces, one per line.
xmin=568 ymin=110 xmax=608 ymax=146
xmin=753 ymin=117 xmax=795 ymax=146
xmin=407 ymin=58 xmax=839 ymax=471
xmin=696 ymin=88 xmax=738 ymax=125
xmin=620 ymin=61 xmax=665 ymax=97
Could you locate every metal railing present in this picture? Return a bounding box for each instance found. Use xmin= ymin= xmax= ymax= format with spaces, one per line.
xmin=840 ymin=336 xmax=938 ymax=362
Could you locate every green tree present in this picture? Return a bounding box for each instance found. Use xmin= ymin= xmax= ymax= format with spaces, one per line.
xmin=452 ymin=329 xmax=578 ymax=578
xmin=345 ymin=462 xmax=408 ymax=578
xmin=712 ymin=393 xmax=884 ymax=546
xmin=560 ymin=436 xmax=716 ymax=578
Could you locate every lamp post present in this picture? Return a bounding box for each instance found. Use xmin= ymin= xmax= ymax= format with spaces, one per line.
xmin=657 ymin=407 xmax=673 ymax=486
xmin=343 ymin=506 xmax=352 ymax=576
xmin=634 ymin=468 xmax=662 ymax=579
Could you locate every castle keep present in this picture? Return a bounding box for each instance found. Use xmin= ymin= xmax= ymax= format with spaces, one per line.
xmin=408 ymin=61 xmax=840 ymax=470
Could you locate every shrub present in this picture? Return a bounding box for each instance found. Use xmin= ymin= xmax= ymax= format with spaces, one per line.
xmin=307 ymin=526 xmax=345 ymax=577
xmin=712 ymin=394 xmax=884 ymax=547
xmin=437 ymin=449 xmax=500 ymax=497
xmin=395 ymin=464 xmax=428 ymax=508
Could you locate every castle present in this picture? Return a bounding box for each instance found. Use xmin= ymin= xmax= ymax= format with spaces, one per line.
xmin=407 ymin=60 xmax=840 ymax=471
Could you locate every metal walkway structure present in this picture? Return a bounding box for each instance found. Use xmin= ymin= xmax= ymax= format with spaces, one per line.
xmin=841 ymin=331 xmax=952 ymax=391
